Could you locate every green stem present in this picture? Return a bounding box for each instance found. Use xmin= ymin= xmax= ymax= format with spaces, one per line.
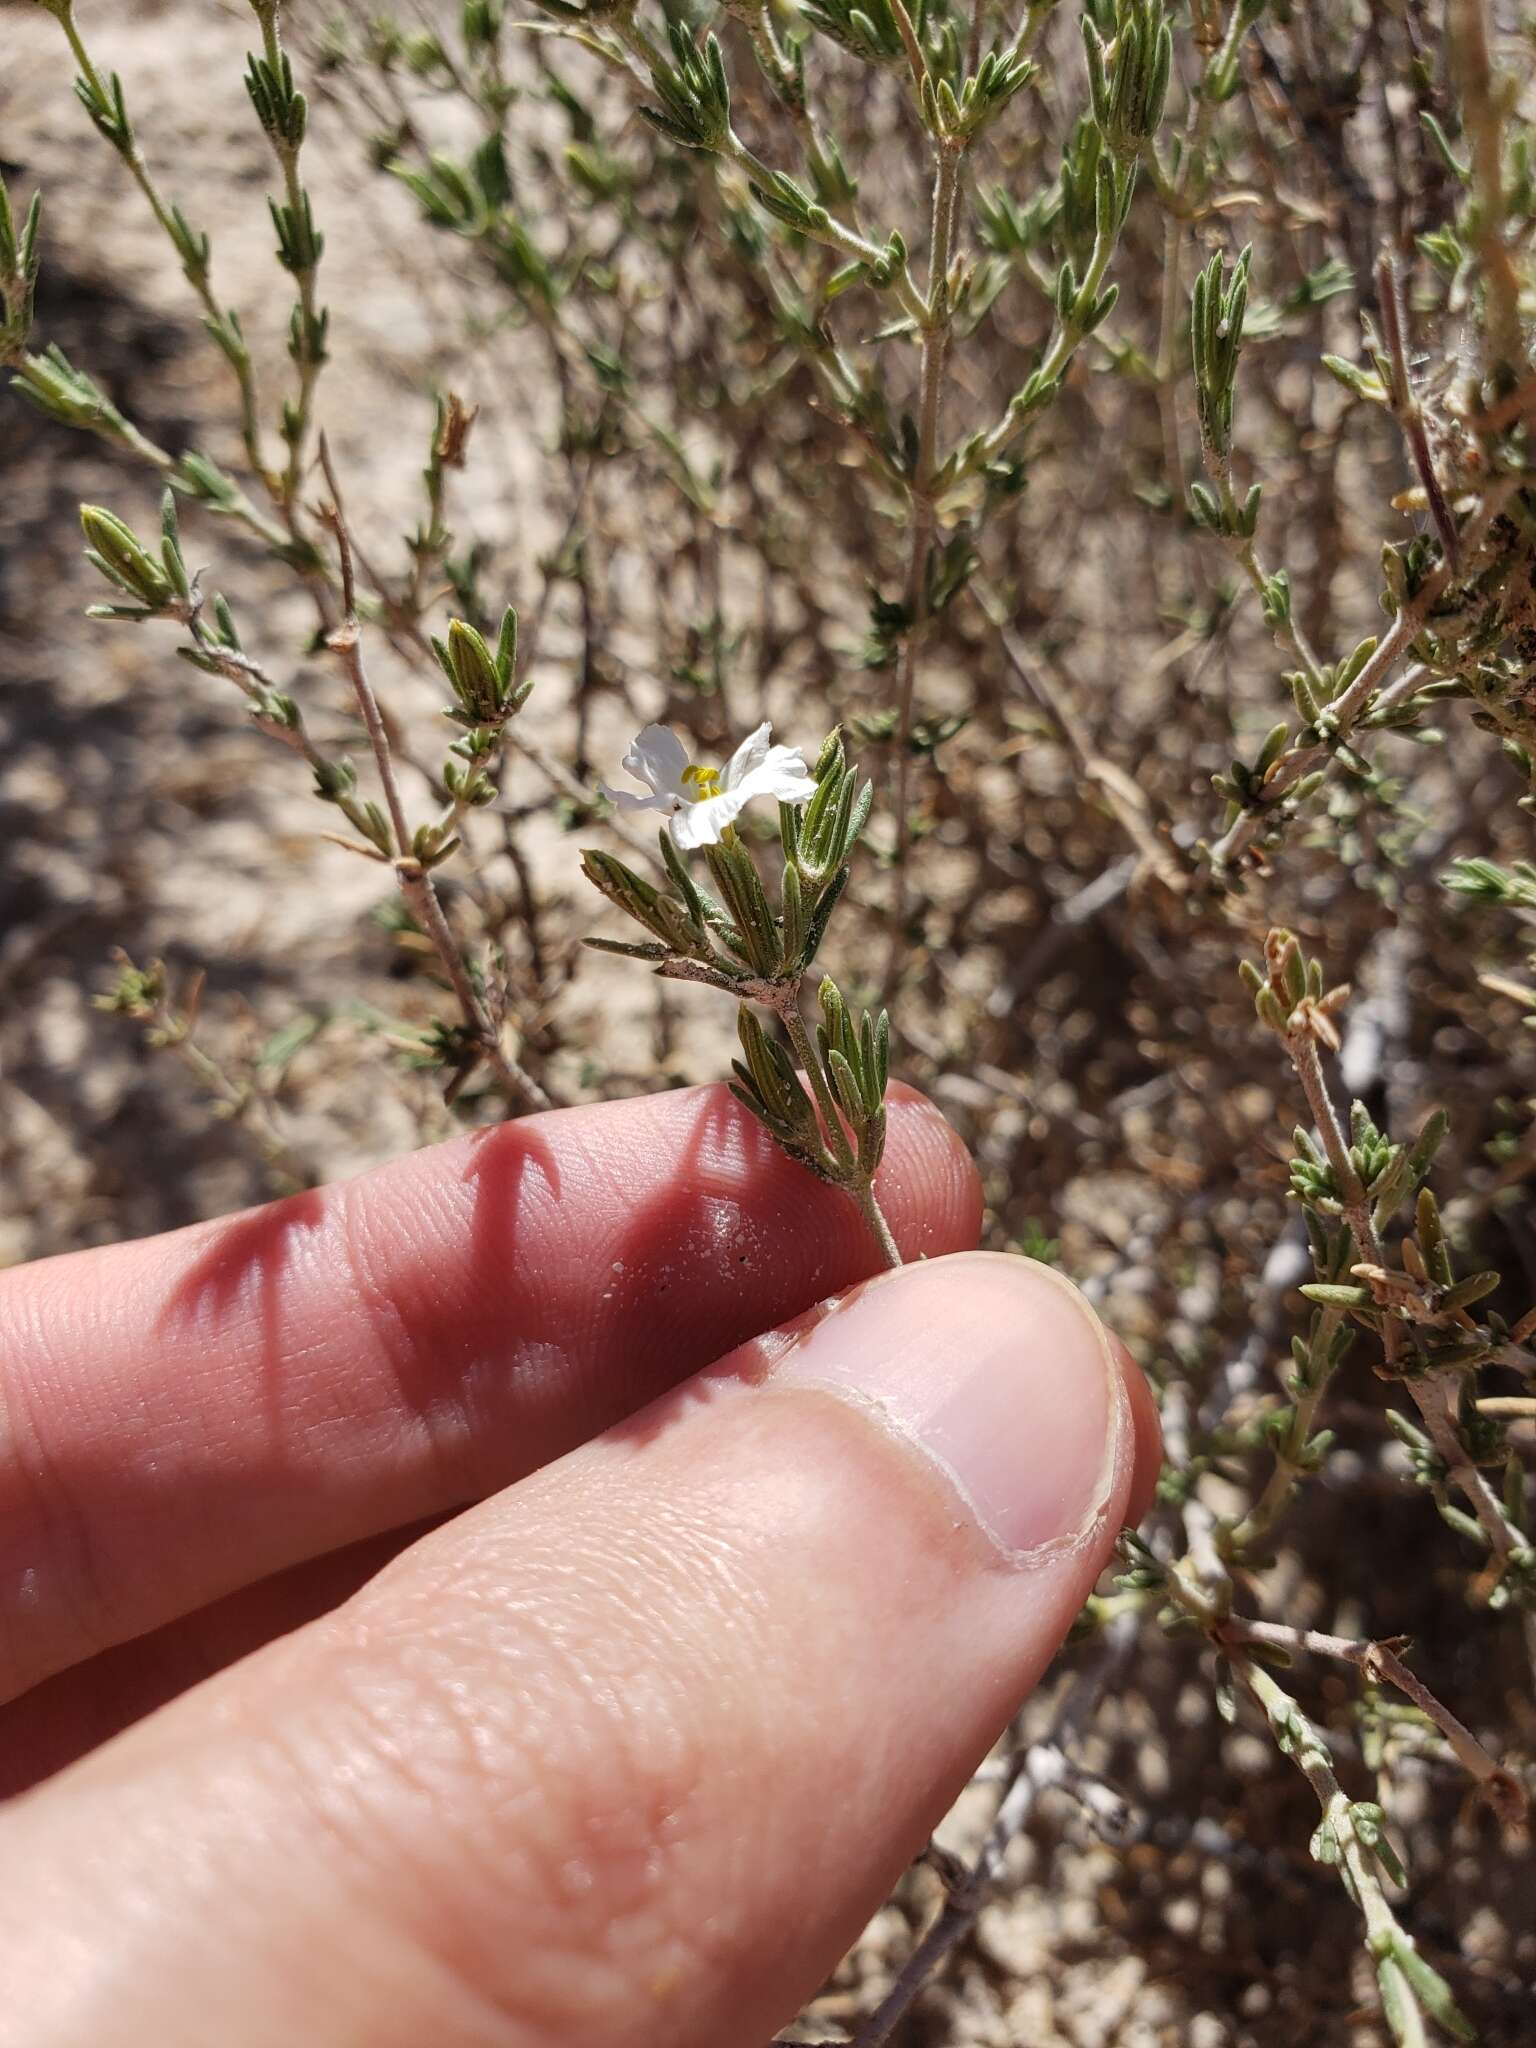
xmin=725 ymin=133 xmax=928 ymax=326
xmin=740 ymin=0 xmax=810 ymax=133
xmin=609 ymin=5 xmax=667 ymax=72
xmin=1233 ymin=534 xmax=1328 ymax=692
xmin=1229 ymin=1308 xmax=1341 ymax=1553
xmin=254 ymin=1 xmax=326 ymax=506
xmin=883 ymin=142 xmax=964 ymax=996
xmin=1003 ymin=0 xmax=1056 ymax=66
xmin=53 ymin=1 xmax=268 ymax=483
xmin=973 ymin=207 xmax=1120 ymax=472
xmin=852 ymin=1178 xmax=903 ymax=1270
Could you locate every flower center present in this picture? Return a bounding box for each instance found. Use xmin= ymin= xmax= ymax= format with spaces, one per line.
xmin=681 ymin=764 xmax=723 ymax=801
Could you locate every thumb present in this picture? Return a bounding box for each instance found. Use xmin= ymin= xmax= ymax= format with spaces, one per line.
xmin=3 ymin=1252 xmax=1159 ymax=2048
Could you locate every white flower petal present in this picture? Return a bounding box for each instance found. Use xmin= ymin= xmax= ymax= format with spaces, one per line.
xmin=599 ymin=781 xmax=678 ymax=815
xmin=722 ymin=721 xmax=773 ymax=790
xmin=606 ymin=721 xmax=816 ymax=852
xmin=737 ymin=750 xmax=818 ymax=807
xmin=669 ymin=786 xmax=751 ymax=849
xmin=622 ymin=724 xmax=691 ymax=799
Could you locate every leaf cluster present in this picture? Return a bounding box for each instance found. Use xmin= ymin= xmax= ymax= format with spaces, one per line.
xmin=732 ymin=974 xmax=889 ymax=1181
xmin=641 ymin=24 xmax=733 ymax=155
xmin=0 ymin=172 xmax=42 ymax=362
xmin=1082 ymin=0 xmax=1172 ymax=163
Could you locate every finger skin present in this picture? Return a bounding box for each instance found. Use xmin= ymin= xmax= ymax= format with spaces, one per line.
xmin=0 ymin=1526 xmax=429 ymax=1800
xmin=0 ymin=1082 xmax=979 ymax=1700
xmin=0 ymin=1324 xmax=1161 ymax=1806
xmin=0 ymin=1253 xmax=1156 ymax=2048
xmin=1117 ymin=1334 xmax=1163 ymax=1529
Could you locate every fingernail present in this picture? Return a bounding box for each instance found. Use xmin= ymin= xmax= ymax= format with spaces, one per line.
xmin=767 ymin=1251 xmax=1121 ymax=1562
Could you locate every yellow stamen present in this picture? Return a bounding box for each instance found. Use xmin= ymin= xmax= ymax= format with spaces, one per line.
xmin=681 ymin=763 xmax=723 ymax=801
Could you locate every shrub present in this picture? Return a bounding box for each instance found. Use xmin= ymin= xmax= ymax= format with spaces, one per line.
xmin=5 ymin=0 xmax=1535 ymax=2038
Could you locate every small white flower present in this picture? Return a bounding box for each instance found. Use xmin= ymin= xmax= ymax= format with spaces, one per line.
xmin=600 ymin=721 xmax=818 ymax=849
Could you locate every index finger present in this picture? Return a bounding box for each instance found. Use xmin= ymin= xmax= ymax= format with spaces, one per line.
xmin=0 ymin=1082 xmax=980 ymax=1700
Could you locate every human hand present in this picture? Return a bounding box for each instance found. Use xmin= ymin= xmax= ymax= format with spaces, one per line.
xmin=0 ymin=1083 xmax=1158 ymax=2045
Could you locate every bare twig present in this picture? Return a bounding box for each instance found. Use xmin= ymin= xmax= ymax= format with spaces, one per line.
xmin=1216 ymin=1616 xmax=1527 ymax=1825
xmin=316 ymin=437 xmax=551 ymax=1111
